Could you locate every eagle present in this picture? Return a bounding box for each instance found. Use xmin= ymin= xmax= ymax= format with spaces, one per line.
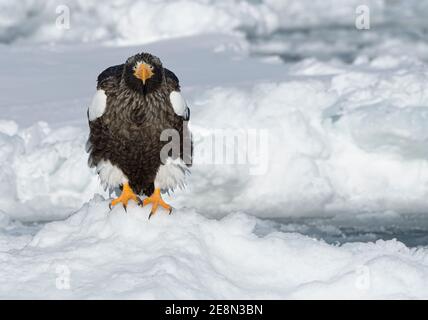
xmin=86 ymin=52 xmax=192 ymax=218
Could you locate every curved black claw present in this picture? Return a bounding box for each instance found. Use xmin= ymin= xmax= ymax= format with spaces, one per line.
xmin=109 ymin=203 xmax=112 ymax=210
xmin=122 ymin=204 xmax=127 ymax=212
xmin=148 ymin=207 xmax=173 ymax=219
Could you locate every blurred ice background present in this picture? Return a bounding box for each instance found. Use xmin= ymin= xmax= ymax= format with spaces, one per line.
xmin=2 ymin=0 xmax=428 ymax=298
xmin=2 ymin=0 xmax=428 ymax=61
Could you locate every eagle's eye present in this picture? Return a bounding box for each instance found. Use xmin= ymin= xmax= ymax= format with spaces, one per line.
xmin=133 ymin=62 xmax=154 ymax=84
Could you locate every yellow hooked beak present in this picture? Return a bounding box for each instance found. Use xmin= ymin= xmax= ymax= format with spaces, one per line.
xmin=134 ymin=62 xmax=154 ymax=84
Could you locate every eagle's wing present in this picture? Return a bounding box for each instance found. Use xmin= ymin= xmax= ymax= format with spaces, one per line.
xmin=97 ymin=64 xmax=124 ymax=92
xmin=164 ymin=68 xmax=180 ymax=88
xmin=86 ymin=64 xmax=124 ymax=169
xmin=162 ymin=68 xmax=193 ymax=173
xmin=87 ymin=64 xmax=124 ymax=122
xmin=165 ymin=68 xmax=190 ymax=121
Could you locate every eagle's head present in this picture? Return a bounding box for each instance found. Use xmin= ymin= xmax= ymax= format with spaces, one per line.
xmin=123 ymin=52 xmax=164 ymax=95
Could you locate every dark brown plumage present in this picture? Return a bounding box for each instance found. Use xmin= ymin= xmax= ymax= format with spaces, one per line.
xmin=86 ymin=53 xmax=192 ymax=204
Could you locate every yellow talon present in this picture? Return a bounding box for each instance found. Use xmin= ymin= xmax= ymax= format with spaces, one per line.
xmin=109 ymin=183 xmax=142 ymax=210
xmin=143 ymin=188 xmax=172 ymax=218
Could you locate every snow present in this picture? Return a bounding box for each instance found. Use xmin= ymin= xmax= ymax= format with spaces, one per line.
xmin=0 ymin=122 xmax=97 ymax=221
xmin=0 ymin=0 xmax=370 ymax=45
xmin=1 ymin=1 xmax=428 ymax=299
xmin=1 ymin=0 xmax=426 ymax=48
xmin=2 ymin=199 xmax=428 ymax=299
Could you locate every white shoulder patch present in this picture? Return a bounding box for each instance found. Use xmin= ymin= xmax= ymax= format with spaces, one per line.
xmin=169 ymin=91 xmax=188 ymax=117
xmin=88 ymin=90 xmax=107 ymax=121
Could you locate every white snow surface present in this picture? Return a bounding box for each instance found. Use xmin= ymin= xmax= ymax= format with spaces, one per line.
xmin=1 ymin=13 xmax=428 ymax=297
xmin=0 ymin=0 xmax=371 ymax=45
xmin=2 ymin=199 xmax=428 ymax=299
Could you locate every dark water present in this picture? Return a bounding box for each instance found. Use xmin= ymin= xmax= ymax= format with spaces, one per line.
xmin=248 ymin=23 xmax=428 ymax=64
xmin=255 ymin=214 xmax=428 ymax=248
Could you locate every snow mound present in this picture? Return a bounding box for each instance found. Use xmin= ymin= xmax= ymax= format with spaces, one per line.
xmin=1 ymin=198 xmax=427 ymax=299
xmin=0 ymin=120 xmax=100 ymax=221
xmin=186 ymin=55 xmax=428 ymax=217
xmin=1 ymin=0 xmax=422 ymax=46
